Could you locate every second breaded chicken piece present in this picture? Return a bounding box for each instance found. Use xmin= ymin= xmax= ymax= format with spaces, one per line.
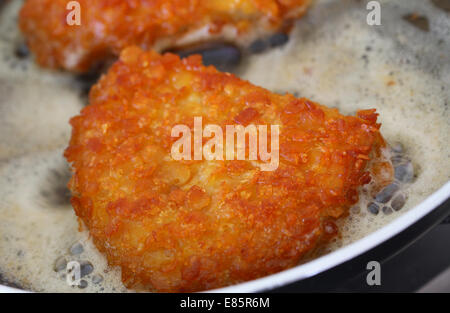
xmin=65 ymin=47 xmax=391 ymax=292
xmin=19 ymin=0 xmax=311 ymax=72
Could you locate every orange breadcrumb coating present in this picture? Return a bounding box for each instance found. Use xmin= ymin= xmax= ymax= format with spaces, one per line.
xmin=19 ymin=0 xmax=311 ymax=72
xmin=65 ymin=47 xmax=389 ymax=292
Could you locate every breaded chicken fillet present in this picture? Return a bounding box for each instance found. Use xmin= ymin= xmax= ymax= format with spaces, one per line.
xmin=64 ymin=47 xmax=391 ymax=292
xmin=19 ymin=0 xmax=311 ymax=72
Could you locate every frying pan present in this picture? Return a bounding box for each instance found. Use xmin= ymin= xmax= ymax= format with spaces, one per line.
xmin=0 ymin=0 xmax=449 ymax=292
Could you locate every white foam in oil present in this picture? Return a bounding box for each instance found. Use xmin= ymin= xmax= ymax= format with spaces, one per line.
xmin=0 ymin=0 xmax=449 ymax=292
xmin=238 ymin=0 xmax=450 ymax=250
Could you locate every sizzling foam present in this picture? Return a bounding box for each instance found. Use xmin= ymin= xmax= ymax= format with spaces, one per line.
xmin=0 ymin=0 xmax=449 ymax=292
xmin=238 ymin=0 xmax=450 ymax=247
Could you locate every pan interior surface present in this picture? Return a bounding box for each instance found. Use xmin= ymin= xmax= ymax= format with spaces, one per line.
xmin=0 ymin=0 xmax=449 ymax=292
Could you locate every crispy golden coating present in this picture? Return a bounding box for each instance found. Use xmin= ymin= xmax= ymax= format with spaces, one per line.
xmin=65 ymin=47 xmax=389 ymax=292
xmin=19 ymin=0 xmax=311 ymax=72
